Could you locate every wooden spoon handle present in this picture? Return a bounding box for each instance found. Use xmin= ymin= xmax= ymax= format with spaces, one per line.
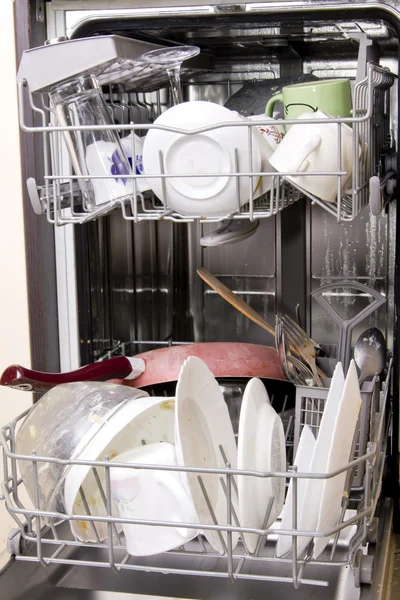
xmin=197 ymin=267 xmax=275 ymax=338
xmin=197 ymin=268 xmax=328 ymax=382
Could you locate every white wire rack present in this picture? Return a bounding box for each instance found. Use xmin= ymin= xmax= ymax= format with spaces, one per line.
xmin=19 ymin=63 xmax=394 ymax=226
xmin=0 ymin=359 xmax=392 ymax=590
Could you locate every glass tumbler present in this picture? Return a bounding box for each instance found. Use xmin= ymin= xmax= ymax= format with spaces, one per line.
xmin=48 ymin=74 xmax=132 ymax=210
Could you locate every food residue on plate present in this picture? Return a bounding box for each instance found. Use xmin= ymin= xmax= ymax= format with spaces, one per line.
xmin=78 ymin=520 xmax=89 ymax=532
xmin=29 ymin=425 xmax=38 ymax=440
xmin=160 ymin=400 xmax=175 ymax=411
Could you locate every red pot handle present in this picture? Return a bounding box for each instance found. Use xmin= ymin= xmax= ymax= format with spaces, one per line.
xmin=0 ymin=356 xmax=145 ymax=393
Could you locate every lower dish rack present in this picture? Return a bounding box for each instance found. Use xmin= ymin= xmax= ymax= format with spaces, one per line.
xmin=0 ymin=359 xmax=392 ymax=591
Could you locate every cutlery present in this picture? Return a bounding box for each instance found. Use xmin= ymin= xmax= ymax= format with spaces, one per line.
xmin=197 ymin=267 xmax=275 ymax=338
xmin=282 ymin=315 xmax=323 ymax=387
xmin=311 ymin=281 xmax=386 ymax=373
xmin=354 ymin=327 xmax=386 ymax=385
xmin=275 ymin=319 xmax=299 ymax=384
xmin=197 ymin=267 xmax=325 ymax=382
xmin=197 ymin=267 xmax=321 ymax=350
xmin=275 ymin=318 xmax=315 ymax=386
xmin=286 ymin=355 xmax=315 ymax=386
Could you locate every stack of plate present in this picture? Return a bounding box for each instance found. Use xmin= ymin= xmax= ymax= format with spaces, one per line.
xmin=63 ymin=356 xmax=361 ymax=559
xmin=275 ymin=360 xmax=362 ymax=559
xmin=64 ymin=357 xmax=287 ymax=557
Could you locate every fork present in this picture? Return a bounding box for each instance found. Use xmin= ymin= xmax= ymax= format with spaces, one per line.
xmin=275 ymin=318 xmax=315 ymax=386
xmin=282 ymin=315 xmax=323 ymax=387
xmin=286 ymin=355 xmax=315 ymax=386
xmin=275 ymin=319 xmax=301 ymax=385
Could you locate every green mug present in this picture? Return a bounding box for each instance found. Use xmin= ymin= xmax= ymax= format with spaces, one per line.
xmin=265 ymin=78 xmax=352 ymax=125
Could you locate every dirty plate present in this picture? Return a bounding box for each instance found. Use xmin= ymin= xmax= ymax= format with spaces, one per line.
xmin=64 ymin=395 xmax=175 ymax=542
xmin=175 ymin=356 xmax=239 ymax=554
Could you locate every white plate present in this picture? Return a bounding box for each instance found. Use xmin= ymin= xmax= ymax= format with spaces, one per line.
xmin=238 ymin=378 xmax=286 ymax=553
xmin=143 ymin=101 xmax=261 ymax=217
xmin=110 ymin=443 xmax=198 ymax=556
xmin=291 ymin=362 xmax=345 ymax=558
xmin=175 ymin=356 xmax=239 ymax=554
xmin=313 ymin=360 xmax=362 ymax=559
xmin=275 ymin=425 xmax=315 ymax=558
xmin=64 ymin=396 xmax=176 ymax=542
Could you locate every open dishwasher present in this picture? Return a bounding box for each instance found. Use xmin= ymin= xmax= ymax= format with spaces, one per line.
xmin=1 ymin=1 xmax=400 ymax=599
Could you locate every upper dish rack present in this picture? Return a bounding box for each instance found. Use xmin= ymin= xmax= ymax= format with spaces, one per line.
xmin=19 ymin=58 xmax=395 ymax=225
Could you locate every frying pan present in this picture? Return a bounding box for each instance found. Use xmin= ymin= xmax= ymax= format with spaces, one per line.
xmin=1 ymin=342 xmax=286 ymax=393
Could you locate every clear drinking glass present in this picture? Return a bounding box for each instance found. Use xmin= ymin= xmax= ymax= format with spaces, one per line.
xmin=48 ymin=74 xmax=132 ymax=210
xmin=141 ymin=46 xmax=200 ymax=105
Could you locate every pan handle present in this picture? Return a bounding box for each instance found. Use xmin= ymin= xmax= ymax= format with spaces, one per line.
xmin=0 ymin=356 xmax=145 ymax=393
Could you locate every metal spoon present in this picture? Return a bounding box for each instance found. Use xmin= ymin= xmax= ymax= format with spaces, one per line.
xmin=353 ymin=327 xmax=386 ymax=385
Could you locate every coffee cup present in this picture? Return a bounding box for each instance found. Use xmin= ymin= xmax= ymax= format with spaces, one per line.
xmin=247 ymin=116 xmax=283 ymax=197
xmin=120 ymin=133 xmax=149 ymax=193
xmin=265 ymin=79 xmax=352 ymax=126
xmin=49 ymin=75 xmax=133 ymax=209
xmin=248 ymin=114 xmax=285 ymax=150
xmin=268 ymin=110 xmax=355 ymax=203
xmin=85 ymin=140 xmax=133 ymax=205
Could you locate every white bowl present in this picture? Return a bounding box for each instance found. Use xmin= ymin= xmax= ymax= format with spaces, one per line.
xmin=64 ymin=396 xmax=176 ymax=542
xmin=143 ymin=101 xmax=262 ymax=217
xmin=110 ymin=443 xmax=198 ymax=556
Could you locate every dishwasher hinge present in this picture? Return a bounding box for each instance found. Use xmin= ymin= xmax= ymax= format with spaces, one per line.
xmin=36 ymin=0 xmax=45 ymax=23
xmin=214 ymin=4 xmax=247 ymax=13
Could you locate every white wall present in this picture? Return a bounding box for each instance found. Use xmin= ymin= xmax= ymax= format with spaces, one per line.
xmin=0 ymin=0 xmax=33 ymax=569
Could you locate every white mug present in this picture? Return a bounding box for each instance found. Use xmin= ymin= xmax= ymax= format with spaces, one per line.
xmin=269 ymin=110 xmax=355 ymax=203
xmin=248 ymin=114 xmax=285 ymax=151
xmin=233 ymin=113 xmax=282 ymax=199
xmin=248 ymin=116 xmax=283 ymax=198
xmin=110 ymin=443 xmax=198 ymax=556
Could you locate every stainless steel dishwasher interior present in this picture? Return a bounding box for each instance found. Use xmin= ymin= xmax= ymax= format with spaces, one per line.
xmin=72 ymin=14 xmax=398 ymax=364
xmin=2 ymin=4 xmax=399 ymax=600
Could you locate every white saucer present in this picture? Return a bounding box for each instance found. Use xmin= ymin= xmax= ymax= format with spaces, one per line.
xmin=238 ymin=378 xmax=286 ymax=553
xmin=175 ymin=356 xmax=239 ymax=554
xmin=143 ymin=101 xmax=261 ymax=217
